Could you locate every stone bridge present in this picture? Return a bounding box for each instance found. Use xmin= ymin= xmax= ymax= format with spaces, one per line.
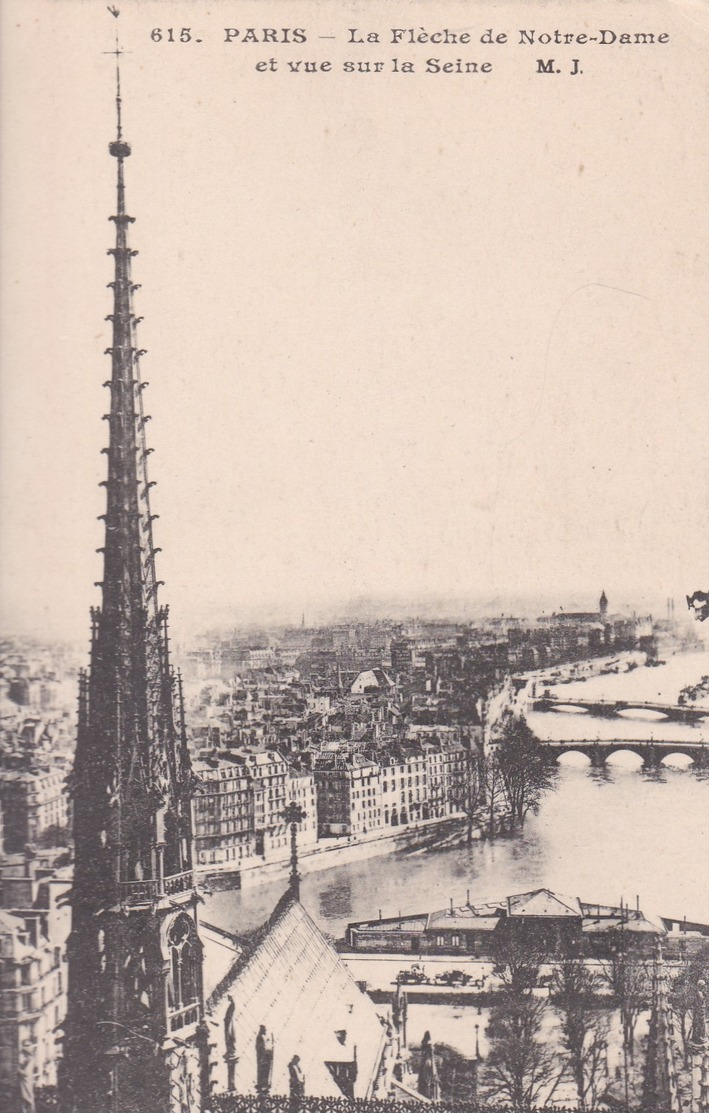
xmin=540 ymin=738 xmax=709 ymax=767
xmin=532 ymin=696 xmax=708 ymax=723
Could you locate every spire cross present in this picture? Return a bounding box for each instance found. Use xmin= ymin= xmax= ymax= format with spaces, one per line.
xmin=115 ymin=50 xmax=123 ymax=141
xmin=102 ymin=16 xmax=131 ymax=143
xmin=281 ymin=802 xmax=306 ymax=899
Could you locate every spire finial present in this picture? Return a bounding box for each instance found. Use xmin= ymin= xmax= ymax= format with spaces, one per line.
xmin=115 ymin=39 xmax=123 ymax=142
xmin=105 ymin=9 xmax=131 ymax=159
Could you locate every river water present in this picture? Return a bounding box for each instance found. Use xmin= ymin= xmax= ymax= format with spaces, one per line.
xmin=205 ymin=651 xmax=709 ymax=940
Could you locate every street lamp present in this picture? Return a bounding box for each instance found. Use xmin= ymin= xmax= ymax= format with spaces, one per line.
xmin=281 ymin=801 xmax=307 ymax=899
xmin=471 ymin=1021 xmax=483 ymax=1103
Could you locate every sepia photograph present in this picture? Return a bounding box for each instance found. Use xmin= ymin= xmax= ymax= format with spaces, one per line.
xmin=1 ymin=1 xmax=708 ymax=1111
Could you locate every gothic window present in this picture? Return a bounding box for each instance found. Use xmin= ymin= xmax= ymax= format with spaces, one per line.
xmin=97 ymin=928 xmax=106 ymax=975
xmin=124 ymin=941 xmax=151 ymax=1013
xmin=166 ymin=914 xmax=199 ymax=1031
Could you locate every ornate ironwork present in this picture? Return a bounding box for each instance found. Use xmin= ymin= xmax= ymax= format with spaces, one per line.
xmin=210 ymin=1096 xmax=591 ymax=1113
xmin=41 ymin=1090 xmax=594 ymax=1113
xmin=118 ymin=870 xmax=195 ymax=904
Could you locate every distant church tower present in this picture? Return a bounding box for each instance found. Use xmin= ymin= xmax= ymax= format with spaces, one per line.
xmin=61 ymin=56 xmax=208 ymax=1113
xmin=599 ymin=589 xmax=608 ymax=617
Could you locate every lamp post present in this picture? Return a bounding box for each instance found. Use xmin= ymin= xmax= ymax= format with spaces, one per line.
xmin=471 ymin=1021 xmax=483 ymax=1104
xmin=281 ymin=802 xmax=307 ymax=899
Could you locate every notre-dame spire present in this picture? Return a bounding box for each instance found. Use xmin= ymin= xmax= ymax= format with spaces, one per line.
xmin=61 ymin=34 xmax=208 ymax=1113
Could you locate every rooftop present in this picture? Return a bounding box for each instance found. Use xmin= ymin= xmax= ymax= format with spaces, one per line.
xmin=208 ymin=890 xmax=387 ymax=1099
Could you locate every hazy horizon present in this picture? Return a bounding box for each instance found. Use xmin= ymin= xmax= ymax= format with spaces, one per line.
xmin=0 ymin=584 xmax=695 ymax=652
xmin=2 ymin=1 xmax=708 ymax=646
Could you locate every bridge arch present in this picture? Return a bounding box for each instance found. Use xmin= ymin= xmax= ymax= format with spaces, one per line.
xmin=616 ymin=708 xmax=668 ymax=722
xmin=660 ymin=751 xmax=695 ymax=767
xmin=556 ymin=749 xmax=592 ymax=766
xmin=604 ymin=747 xmax=645 ymax=768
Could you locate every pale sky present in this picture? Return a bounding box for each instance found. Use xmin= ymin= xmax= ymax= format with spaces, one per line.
xmin=1 ymin=0 xmax=708 ymax=641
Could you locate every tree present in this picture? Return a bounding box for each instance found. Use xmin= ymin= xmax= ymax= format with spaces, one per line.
xmin=493 ymin=712 xmax=556 ymax=826
xmin=552 ymin=959 xmax=610 ymax=1109
xmin=602 ymin=937 xmax=652 ymax=1063
xmin=480 ymin=751 xmax=507 ymax=837
xmin=449 ymin=740 xmax=486 ymax=843
xmin=485 ymin=992 xmax=562 ymax=1110
xmin=419 ymin=1043 xmax=480 ymax=1102
xmin=669 ymin=943 xmax=709 ymax=1058
xmin=484 ymin=941 xmax=563 ymax=1110
xmin=493 ymin=937 xmax=545 ymax=995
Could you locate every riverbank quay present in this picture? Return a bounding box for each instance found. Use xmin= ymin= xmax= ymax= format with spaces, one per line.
xmin=514 ymin=649 xmax=646 ymax=693
xmin=526 ymin=648 xmax=709 ymax=706
xmin=197 ymin=812 xmax=477 ymax=891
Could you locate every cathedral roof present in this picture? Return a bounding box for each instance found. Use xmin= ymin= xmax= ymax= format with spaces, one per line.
xmin=207 ymin=890 xmax=387 ymax=1099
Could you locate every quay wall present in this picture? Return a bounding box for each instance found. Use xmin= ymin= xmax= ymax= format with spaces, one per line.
xmin=197 ymin=812 xmax=474 ymax=891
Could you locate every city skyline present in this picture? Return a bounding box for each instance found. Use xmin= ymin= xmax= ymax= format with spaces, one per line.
xmin=2 ymin=0 xmax=708 ymax=642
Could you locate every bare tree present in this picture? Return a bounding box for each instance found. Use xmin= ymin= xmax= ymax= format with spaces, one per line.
xmin=480 ymin=752 xmax=507 ymax=837
xmin=484 ymin=941 xmax=564 ymax=1110
xmin=552 ymin=959 xmax=610 ymax=1109
xmin=602 ymin=942 xmax=652 ymax=1063
xmin=484 ymin=987 xmax=563 ymax=1109
xmin=669 ymin=943 xmax=709 ymax=1059
xmin=454 ymin=742 xmax=485 ymax=844
xmin=493 ymin=938 xmax=545 ymax=994
xmin=491 ymin=711 xmax=556 ymax=826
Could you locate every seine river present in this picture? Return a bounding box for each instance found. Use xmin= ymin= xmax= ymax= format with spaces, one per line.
xmin=205 ymin=650 xmax=709 ymax=941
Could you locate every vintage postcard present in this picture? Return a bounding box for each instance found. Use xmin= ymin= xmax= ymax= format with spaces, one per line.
xmin=1 ymin=1 xmax=708 ymax=1111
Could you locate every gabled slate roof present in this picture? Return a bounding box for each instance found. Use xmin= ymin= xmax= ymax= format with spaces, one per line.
xmin=207 ymin=890 xmax=387 ymax=1099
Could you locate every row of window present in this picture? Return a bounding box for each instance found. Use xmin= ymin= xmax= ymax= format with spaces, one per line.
xmin=198 ymin=801 xmax=251 ymax=816
xmin=195 ymin=820 xmax=251 ymax=835
xmin=381 ymin=774 xmax=425 ymax=791
xmin=435 ymin=934 xmax=461 ymax=947
xmin=15 ymin=974 xmax=64 ymax=1014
